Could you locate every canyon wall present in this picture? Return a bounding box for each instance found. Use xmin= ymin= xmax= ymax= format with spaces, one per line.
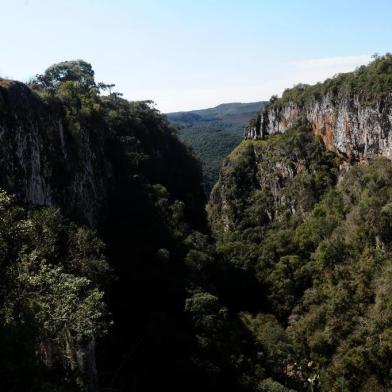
xmin=0 ymin=79 xmax=111 ymax=225
xmin=245 ymin=93 xmax=392 ymax=161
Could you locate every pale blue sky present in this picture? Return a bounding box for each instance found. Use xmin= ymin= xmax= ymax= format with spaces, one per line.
xmin=1 ymin=0 xmax=391 ymax=112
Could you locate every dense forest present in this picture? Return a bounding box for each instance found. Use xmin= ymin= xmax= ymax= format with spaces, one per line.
xmin=167 ymin=102 xmax=264 ymax=193
xmin=2 ymin=55 xmax=392 ymax=392
xmin=0 ymin=61 xmax=218 ymax=392
xmin=209 ymin=54 xmax=392 ymax=391
xmin=209 ymin=125 xmax=391 ymax=391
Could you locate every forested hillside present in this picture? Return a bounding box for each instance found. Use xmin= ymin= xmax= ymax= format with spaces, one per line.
xmin=209 ymin=54 xmax=392 ymax=391
xmin=0 ymin=61 xmax=224 ymax=392
xmin=3 ymin=55 xmax=392 ymax=392
xmin=210 ymin=122 xmax=392 ymax=391
xmin=167 ymin=102 xmax=265 ymax=192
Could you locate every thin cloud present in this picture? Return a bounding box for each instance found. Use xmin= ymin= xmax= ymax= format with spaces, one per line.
xmin=295 ymin=55 xmax=372 ymax=69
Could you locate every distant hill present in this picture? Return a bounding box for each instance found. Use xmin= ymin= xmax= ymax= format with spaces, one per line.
xmin=167 ymin=101 xmax=265 ymax=193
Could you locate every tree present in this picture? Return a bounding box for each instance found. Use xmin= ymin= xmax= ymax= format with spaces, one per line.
xmin=32 ymin=60 xmax=96 ymax=93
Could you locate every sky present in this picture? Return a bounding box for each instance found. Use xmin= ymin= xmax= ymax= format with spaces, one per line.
xmin=1 ymin=0 xmax=391 ymax=112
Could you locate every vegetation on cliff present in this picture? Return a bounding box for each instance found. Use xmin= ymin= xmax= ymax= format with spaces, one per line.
xmin=1 ymin=60 xmax=275 ymax=392
xmin=266 ymin=53 xmax=392 ymax=111
xmin=209 ymin=121 xmax=392 ymax=391
xmin=167 ymin=102 xmax=265 ymax=193
xmin=3 ymin=56 xmax=392 ymax=392
xmin=0 ymin=60 xmax=229 ymax=392
xmin=0 ymin=192 xmax=108 ymax=391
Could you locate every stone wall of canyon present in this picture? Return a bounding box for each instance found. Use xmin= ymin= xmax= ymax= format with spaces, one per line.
xmin=245 ymin=93 xmax=392 ymax=161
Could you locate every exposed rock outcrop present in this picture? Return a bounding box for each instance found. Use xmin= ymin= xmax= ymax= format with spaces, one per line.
xmin=0 ymin=79 xmax=111 ymax=225
xmin=245 ymin=93 xmax=392 ymax=161
xmin=209 ymin=125 xmax=337 ymax=236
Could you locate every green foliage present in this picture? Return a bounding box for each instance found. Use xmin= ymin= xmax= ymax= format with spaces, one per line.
xmin=184 ymin=290 xmax=260 ymax=391
xmin=257 ymin=379 xmax=296 ymax=392
xmin=4 ymin=257 xmax=106 ymax=341
xmin=287 ymin=159 xmax=392 ymax=391
xmin=167 ymin=102 xmax=265 ymax=193
xmin=209 ymin=117 xmax=392 ymax=390
xmin=266 ymin=53 xmax=392 ymax=111
xmin=0 ymin=191 xmax=108 ymax=390
xmin=3 ymin=60 xmax=215 ymax=391
xmin=9 ymin=57 xmax=392 ymax=392
xmin=29 ymin=61 xmax=243 ymax=391
xmin=185 ymin=292 xmax=228 ymax=344
xmin=209 ymin=123 xmax=339 ymax=245
xmin=31 ymin=60 xmax=96 ymax=93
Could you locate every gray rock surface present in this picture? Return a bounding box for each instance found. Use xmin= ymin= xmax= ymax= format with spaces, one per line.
xmin=245 ymin=93 xmax=392 ymax=161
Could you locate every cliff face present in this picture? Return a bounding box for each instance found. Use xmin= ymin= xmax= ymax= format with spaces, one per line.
xmin=0 ymin=79 xmax=111 ymax=225
xmin=0 ymin=77 xmax=205 ymax=229
xmin=245 ymin=93 xmax=392 ymax=161
xmin=207 ymin=56 xmax=392 ymax=392
xmin=0 ymin=62 xmax=210 ymax=392
xmin=209 ymin=125 xmax=338 ymax=237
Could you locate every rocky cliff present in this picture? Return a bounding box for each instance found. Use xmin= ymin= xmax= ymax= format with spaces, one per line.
xmin=0 ymin=79 xmax=110 ymax=225
xmin=245 ymin=55 xmax=392 ymax=162
xmin=0 ymin=61 xmax=212 ymax=392
xmin=206 ymin=55 xmax=392 ymax=392
xmin=209 ymin=124 xmax=337 ymax=236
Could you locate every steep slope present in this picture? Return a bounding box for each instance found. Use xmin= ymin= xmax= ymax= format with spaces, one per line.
xmin=5 ymin=54 xmax=392 ymax=392
xmin=245 ymin=54 xmax=392 ymax=161
xmin=0 ymin=61 xmax=237 ymax=392
xmin=0 ymin=78 xmax=111 ymax=226
xmin=167 ymin=101 xmax=265 ymax=192
xmin=210 ymin=124 xmax=392 ymax=391
xmin=209 ymin=124 xmax=338 ymax=237
xmin=0 ymin=74 xmax=204 ymax=227
xmin=208 ymin=55 xmax=392 ymax=391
